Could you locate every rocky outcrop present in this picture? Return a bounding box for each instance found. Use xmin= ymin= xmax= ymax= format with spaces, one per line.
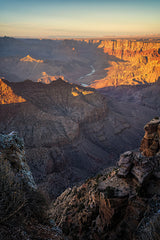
xmin=51 ymin=119 xmax=160 ymax=240
xmin=0 ymin=78 xmax=26 ymax=104
xmin=140 ymin=118 xmax=160 ymax=157
xmin=0 ymin=131 xmax=37 ymax=190
xmin=37 ymin=72 xmax=65 ymax=84
xmin=0 ymin=132 xmax=65 ymax=240
xmin=118 ymin=150 xmax=160 ymax=184
xmin=20 ymin=55 xmax=43 ymax=63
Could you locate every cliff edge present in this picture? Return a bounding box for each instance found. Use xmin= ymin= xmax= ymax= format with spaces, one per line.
xmin=51 ymin=118 xmax=160 ymax=240
xmin=91 ymin=39 xmax=160 ymax=88
xmin=0 ymin=132 xmax=65 ymax=240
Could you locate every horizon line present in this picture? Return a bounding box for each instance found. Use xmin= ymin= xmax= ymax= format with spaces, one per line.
xmin=1 ymin=33 xmax=160 ymax=40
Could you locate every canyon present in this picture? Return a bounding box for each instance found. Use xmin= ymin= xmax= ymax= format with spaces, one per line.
xmin=0 ymin=36 xmax=160 ymax=239
xmin=0 ymin=37 xmax=160 ymax=88
xmin=0 ymin=77 xmax=160 ymax=199
xmin=0 ymin=37 xmax=160 ymax=196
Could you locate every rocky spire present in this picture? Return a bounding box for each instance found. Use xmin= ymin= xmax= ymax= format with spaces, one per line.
xmin=140 ymin=118 xmax=160 ymax=157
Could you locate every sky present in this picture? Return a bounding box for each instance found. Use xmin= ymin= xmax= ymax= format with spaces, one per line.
xmin=0 ymin=0 xmax=160 ymax=38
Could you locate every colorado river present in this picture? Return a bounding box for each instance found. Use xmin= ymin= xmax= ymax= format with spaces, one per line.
xmin=86 ymin=65 xmax=95 ymax=76
xmin=78 ymin=65 xmax=95 ymax=87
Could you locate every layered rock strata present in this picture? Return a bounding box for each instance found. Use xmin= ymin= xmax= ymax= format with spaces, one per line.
xmin=97 ymin=39 xmax=160 ymax=60
xmin=91 ymin=39 xmax=160 ymax=88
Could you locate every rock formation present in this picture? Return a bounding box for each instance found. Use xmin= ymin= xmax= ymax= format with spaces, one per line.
xmin=97 ymin=39 xmax=160 ymax=60
xmin=140 ymin=118 xmax=160 ymax=157
xmin=0 ymin=132 xmax=65 ymax=240
xmin=20 ymin=55 xmax=43 ymax=63
xmin=37 ymin=72 xmax=65 ymax=84
xmin=51 ymin=118 xmax=160 ymax=240
xmin=92 ymin=39 xmax=160 ymax=88
xmin=0 ymin=78 xmax=26 ymax=104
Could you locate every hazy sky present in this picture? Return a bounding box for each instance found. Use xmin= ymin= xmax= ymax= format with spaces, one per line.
xmin=0 ymin=0 xmax=160 ymax=38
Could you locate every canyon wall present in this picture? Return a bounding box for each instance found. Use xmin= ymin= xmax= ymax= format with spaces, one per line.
xmin=97 ymin=39 xmax=160 ymax=60
xmin=91 ymin=39 xmax=160 ymax=88
xmin=1 ymin=37 xmax=160 ymax=88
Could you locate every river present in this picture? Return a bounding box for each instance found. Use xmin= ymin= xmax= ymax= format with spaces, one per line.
xmin=78 ymin=65 xmax=95 ymax=87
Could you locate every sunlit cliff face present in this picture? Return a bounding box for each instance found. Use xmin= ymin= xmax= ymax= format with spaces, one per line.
xmin=20 ymin=55 xmax=43 ymax=63
xmin=71 ymin=86 xmax=94 ymax=96
xmin=37 ymin=72 xmax=65 ymax=84
xmin=90 ymin=39 xmax=160 ymax=88
xmin=0 ymin=79 xmax=26 ymax=104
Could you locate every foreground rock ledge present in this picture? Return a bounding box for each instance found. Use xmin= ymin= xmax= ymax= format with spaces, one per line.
xmin=140 ymin=118 xmax=160 ymax=157
xmin=0 ymin=132 xmax=66 ymax=240
xmin=51 ymin=118 xmax=160 ymax=240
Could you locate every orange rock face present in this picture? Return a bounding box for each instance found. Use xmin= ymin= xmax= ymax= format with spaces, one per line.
xmin=91 ymin=39 xmax=160 ymax=88
xmin=97 ymin=39 xmax=160 ymax=60
xmin=20 ymin=55 xmax=43 ymax=63
xmin=37 ymin=72 xmax=65 ymax=84
xmin=0 ymin=79 xmax=26 ymax=104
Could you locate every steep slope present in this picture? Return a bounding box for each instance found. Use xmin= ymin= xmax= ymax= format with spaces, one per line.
xmin=51 ymin=118 xmax=160 ymax=240
xmin=0 ymin=78 xmax=160 ymax=199
xmin=0 ymin=132 xmax=65 ymax=240
xmin=97 ymin=39 xmax=160 ymax=60
xmin=0 ymin=78 xmax=26 ymax=104
xmin=0 ymin=78 xmax=109 ymax=198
